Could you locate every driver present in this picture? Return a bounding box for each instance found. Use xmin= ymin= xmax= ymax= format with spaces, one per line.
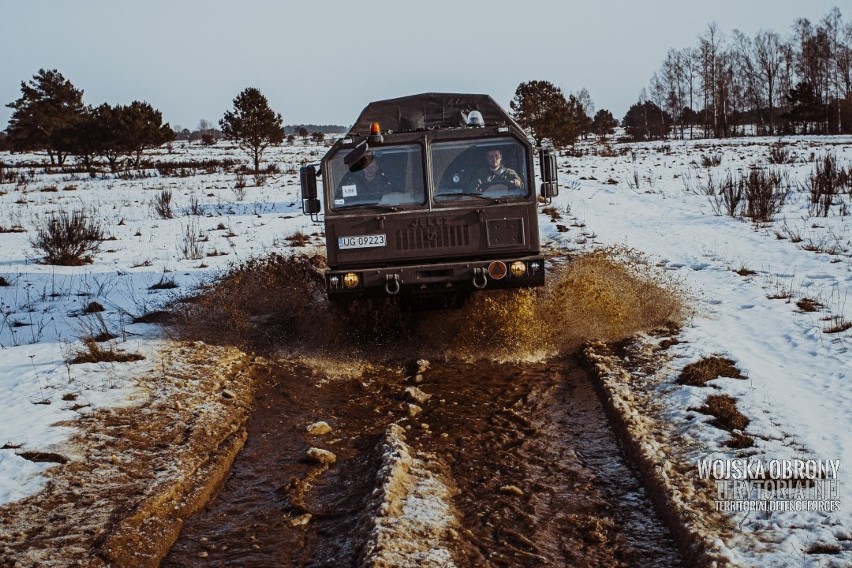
xmin=473 ymin=148 xmax=523 ymax=191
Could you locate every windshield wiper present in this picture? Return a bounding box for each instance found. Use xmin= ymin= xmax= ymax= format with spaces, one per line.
xmin=435 ymin=192 xmax=498 ymax=203
xmin=342 ymin=203 xmax=400 ymax=212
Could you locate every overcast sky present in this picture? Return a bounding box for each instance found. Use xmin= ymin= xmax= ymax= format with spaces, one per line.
xmin=0 ymin=1 xmax=846 ymax=131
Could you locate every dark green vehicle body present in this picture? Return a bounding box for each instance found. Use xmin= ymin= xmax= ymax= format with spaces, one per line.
xmin=300 ymin=93 xmax=558 ymax=306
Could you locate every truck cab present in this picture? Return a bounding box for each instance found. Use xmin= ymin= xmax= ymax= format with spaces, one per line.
xmin=300 ymin=93 xmax=558 ymax=307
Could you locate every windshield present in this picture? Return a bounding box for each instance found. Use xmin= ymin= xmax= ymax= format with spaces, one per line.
xmin=432 ymin=138 xmax=529 ymax=201
xmin=328 ymin=144 xmax=425 ymax=209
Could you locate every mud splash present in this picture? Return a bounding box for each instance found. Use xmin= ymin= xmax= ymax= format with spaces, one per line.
xmin=173 ymin=250 xmax=683 ymax=362
xmin=164 ymin=357 xmax=683 ymax=567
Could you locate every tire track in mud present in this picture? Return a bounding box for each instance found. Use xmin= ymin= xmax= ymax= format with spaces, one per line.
xmin=163 ymin=357 xmax=682 ymax=567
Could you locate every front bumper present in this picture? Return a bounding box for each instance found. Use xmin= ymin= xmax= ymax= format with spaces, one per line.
xmin=325 ymin=255 xmax=545 ymax=298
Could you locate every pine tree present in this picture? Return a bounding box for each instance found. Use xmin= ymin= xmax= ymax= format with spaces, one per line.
xmin=220 ymin=88 xmax=285 ymax=172
xmin=6 ymin=69 xmax=85 ymax=165
xmin=510 ymin=80 xmax=578 ymax=147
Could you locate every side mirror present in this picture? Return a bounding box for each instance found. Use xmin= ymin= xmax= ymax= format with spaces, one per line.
xmin=300 ymin=165 xmax=321 ymax=220
xmin=539 ymin=148 xmax=559 ymax=201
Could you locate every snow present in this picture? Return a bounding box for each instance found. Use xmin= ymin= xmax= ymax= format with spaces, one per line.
xmin=1 ymin=135 xmax=851 ymax=565
xmin=545 ymin=135 xmax=851 ymax=566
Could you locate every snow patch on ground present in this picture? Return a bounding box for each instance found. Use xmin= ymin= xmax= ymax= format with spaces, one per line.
xmin=361 ymin=423 xmax=458 ymax=568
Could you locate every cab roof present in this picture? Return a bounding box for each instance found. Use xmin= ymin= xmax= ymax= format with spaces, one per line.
xmin=349 ymin=93 xmax=521 ymax=135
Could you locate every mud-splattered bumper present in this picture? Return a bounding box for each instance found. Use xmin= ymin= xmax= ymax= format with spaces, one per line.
xmin=325 ymin=255 xmax=545 ymax=298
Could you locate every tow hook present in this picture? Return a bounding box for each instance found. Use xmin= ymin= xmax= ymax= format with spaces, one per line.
xmin=472 ymin=268 xmax=488 ymax=289
xmin=385 ymin=274 xmax=401 ymax=295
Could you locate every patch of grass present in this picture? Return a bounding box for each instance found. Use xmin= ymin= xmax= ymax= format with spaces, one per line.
xmin=701 ymin=153 xmax=722 ymax=168
xmin=695 ymin=394 xmax=750 ymax=432
xmin=68 ymin=339 xmax=144 ymax=365
xmin=822 ymin=315 xmax=852 ymax=334
xmin=732 ymin=265 xmax=757 ymax=276
xmin=286 ymin=231 xmax=311 ymax=247
xmin=148 ymin=276 xmax=178 ymax=290
xmin=541 ymin=206 xmax=562 ymax=221
xmin=726 ymin=432 xmax=754 ymax=449
xmin=82 ymin=301 xmax=105 ymax=314
xmin=805 ymin=542 xmax=842 ymax=555
xmin=796 ymin=298 xmax=823 ymax=312
xmin=677 ymin=356 xmax=744 ymax=386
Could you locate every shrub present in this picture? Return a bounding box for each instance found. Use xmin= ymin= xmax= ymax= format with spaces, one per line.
xmin=802 ymin=154 xmax=849 ymax=217
xmin=179 ymin=220 xmax=205 ymax=260
xmin=152 ymin=188 xmax=174 ymax=219
xmin=704 ymin=172 xmax=743 ymax=217
xmin=767 ymin=143 xmax=792 ymax=164
xmin=31 ymin=209 xmax=104 ymax=265
xmin=701 ymin=153 xmax=722 ymax=168
xmin=742 ymin=168 xmax=789 ymax=222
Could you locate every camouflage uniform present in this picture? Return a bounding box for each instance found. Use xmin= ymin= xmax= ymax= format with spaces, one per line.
xmin=472 ymin=164 xmax=524 ymax=191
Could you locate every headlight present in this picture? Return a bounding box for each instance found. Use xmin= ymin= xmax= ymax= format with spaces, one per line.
xmin=343 ymin=272 xmax=360 ymax=288
xmin=510 ymin=261 xmax=527 ymax=277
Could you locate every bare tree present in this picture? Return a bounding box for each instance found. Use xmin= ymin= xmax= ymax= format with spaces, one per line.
xmin=753 ymin=30 xmax=786 ymax=134
xmin=698 ymin=23 xmax=724 ymax=137
xmin=659 ymin=49 xmax=689 ymax=138
xmin=575 ymin=88 xmax=595 ymax=119
xmin=821 ymin=7 xmax=846 ymax=132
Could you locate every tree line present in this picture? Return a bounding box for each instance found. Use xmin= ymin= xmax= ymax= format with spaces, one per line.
xmin=7 ymin=8 xmax=851 ymax=166
xmin=2 ymin=69 xmax=294 ymax=172
xmin=637 ymin=6 xmax=852 ymax=140
xmin=4 ymin=69 xmax=173 ymax=170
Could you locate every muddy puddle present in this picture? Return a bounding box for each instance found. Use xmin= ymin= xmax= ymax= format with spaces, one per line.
xmin=163 ymin=357 xmax=682 ymax=567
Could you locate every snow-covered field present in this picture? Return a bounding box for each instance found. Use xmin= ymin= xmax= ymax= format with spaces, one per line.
xmin=1 ymin=135 xmax=850 ymax=566
xmin=548 ymin=135 xmax=852 ymax=566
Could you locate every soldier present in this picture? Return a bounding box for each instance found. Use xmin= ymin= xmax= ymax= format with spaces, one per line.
xmin=472 ymin=148 xmax=523 ymax=191
xmin=339 ymin=152 xmax=393 ymax=201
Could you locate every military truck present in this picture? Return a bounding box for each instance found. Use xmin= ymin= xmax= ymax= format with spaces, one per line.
xmin=299 ymin=93 xmax=558 ymax=308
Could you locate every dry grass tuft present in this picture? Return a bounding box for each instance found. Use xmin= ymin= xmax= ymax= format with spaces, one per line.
xmin=695 ymin=394 xmax=750 ymax=432
xmin=822 ymin=316 xmax=852 ymax=334
xmin=68 ymin=339 xmax=145 ymax=365
xmin=285 ymin=231 xmax=312 ymax=247
xmin=677 ymin=355 xmax=744 ymax=386
xmin=796 ymin=298 xmax=823 ymax=312
xmin=727 ymin=432 xmax=755 ymax=449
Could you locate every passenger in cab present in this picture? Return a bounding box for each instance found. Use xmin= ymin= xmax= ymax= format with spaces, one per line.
xmin=339 ymin=152 xmax=393 ymax=200
xmin=472 ymin=148 xmax=524 ymax=191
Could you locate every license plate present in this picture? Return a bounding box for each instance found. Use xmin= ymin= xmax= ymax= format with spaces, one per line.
xmin=338 ymin=234 xmax=387 ymax=249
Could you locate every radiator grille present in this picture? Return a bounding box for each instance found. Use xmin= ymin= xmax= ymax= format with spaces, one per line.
xmin=395 ymin=225 xmax=470 ymax=250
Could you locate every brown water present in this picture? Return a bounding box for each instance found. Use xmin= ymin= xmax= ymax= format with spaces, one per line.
xmin=163 ymin=357 xmax=683 ymax=567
